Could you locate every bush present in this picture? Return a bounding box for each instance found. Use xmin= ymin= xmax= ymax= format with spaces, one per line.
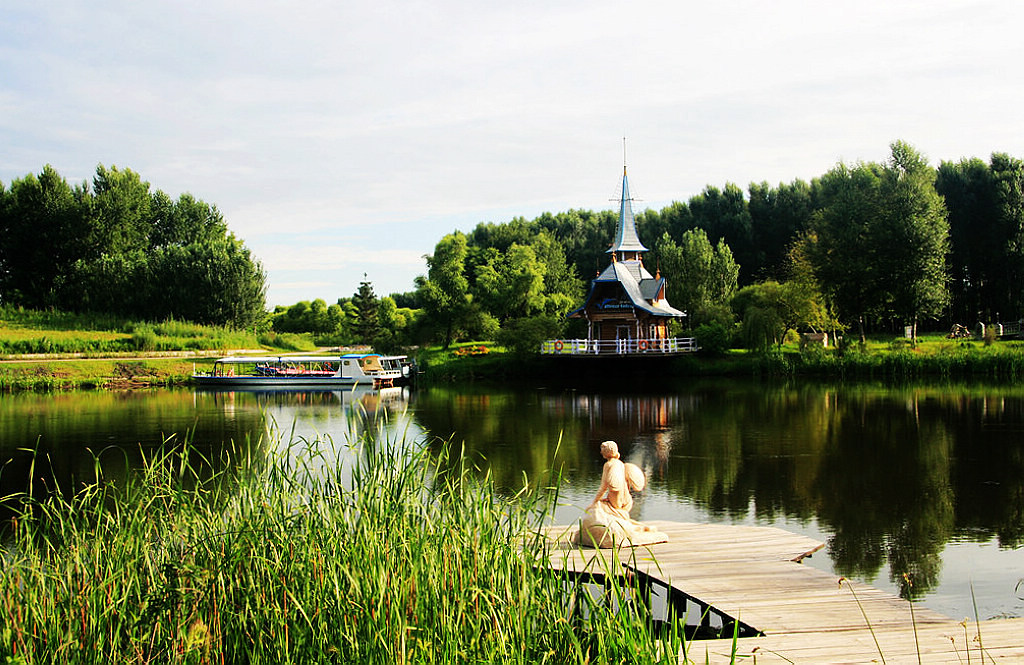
xmin=694 ymin=321 xmax=732 ymax=356
xmin=257 ymin=331 xmax=316 ymax=352
xmin=131 ymin=324 xmax=159 ymax=351
xmin=496 ymin=315 xmax=564 ymax=357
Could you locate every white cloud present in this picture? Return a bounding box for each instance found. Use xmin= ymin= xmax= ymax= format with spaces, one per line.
xmin=3 ymin=0 xmax=1024 ymax=306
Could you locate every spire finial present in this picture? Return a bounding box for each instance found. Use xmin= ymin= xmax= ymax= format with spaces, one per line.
xmin=606 ymin=141 xmax=648 ymax=256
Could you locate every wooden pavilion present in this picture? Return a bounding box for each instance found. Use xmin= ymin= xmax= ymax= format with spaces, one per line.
xmin=543 ymin=164 xmax=693 ymax=356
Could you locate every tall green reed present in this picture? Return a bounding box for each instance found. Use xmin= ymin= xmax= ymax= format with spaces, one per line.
xmin=2 ymin=406 xmax=687 ymax=663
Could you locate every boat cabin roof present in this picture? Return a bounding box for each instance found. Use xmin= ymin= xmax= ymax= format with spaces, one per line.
xmin=212 ymin=354 xmax=406 ymax=365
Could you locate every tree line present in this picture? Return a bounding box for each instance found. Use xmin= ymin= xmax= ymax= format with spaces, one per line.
xmin=269 ymin=276 xmax=420 ymax=352
xmin=405 ymin=141 xmax=1024 ymax=351
xmin=7 ymin=141 xmax=1022 ymax=350
xmin=0 ymin=165 xmax=267 ymax=329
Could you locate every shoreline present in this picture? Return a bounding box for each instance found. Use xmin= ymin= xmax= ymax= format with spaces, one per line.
xmin=3 ymin=338 xmax=1024 ymax=392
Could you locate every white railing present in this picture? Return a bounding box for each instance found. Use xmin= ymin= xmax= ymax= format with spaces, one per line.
xmin=540 ymin=337 xmax=698 ymax=356
xmin=993 ymin=321 xmax=1022 ymax=338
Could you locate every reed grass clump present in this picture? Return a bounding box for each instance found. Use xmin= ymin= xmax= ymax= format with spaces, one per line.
xmin=1 ymin=421 xmax=684 ymax=663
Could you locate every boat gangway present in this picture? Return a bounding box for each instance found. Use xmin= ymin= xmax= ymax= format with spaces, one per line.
xmin=543 ymin=520 xmax=1024 ymax=663
xmin=540 ymin=337 xmax=698 ymax=357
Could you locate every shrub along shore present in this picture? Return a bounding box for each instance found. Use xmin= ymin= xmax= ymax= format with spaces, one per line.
xmin=0 ymin=427 xmax=688 ymax=663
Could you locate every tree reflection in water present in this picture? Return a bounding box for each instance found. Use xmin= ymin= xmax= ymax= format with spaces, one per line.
xmin=3 ymin=381 xmax=1022 ymax=618
xmin=411 ymin=380 xmax=1024 ymax=607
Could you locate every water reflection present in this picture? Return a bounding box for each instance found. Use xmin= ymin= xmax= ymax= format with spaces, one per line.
xmin=1 ymin=380 xmax=1022 ymax=619
xmin=0 ymin=386 xmax=412 ymax=522
xmin=0 ymin=389 xmax=268 ymax=525
xmin=196 ymin=385 xmax=411 ymax=452
xmin=410 ymin=381 xmax=1024 ymax=613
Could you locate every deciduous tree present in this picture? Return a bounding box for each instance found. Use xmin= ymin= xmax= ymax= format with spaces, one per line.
xmin=416 ymin=232 xmax=472 ymax=348
xmin=656 ymin=228 xmax=739 ymax=327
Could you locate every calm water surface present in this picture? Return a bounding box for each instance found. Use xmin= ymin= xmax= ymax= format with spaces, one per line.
xmin=2 ymin=379 xmax=1022 ymax=622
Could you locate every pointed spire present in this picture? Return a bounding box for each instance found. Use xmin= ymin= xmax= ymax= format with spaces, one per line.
xmin=607 ymin=157 xmax=648 ymax=256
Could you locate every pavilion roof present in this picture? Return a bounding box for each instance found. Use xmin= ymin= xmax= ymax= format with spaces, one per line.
xmin=570 ymin=259 xmax=684 ymax=318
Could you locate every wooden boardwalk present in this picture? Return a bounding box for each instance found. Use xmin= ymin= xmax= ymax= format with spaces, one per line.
xmin=544 ymin=521 xmax=1024 ymax=663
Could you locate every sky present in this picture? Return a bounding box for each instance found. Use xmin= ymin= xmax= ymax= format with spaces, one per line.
xmin=3 ymin=1 xmax=1023 ymax=307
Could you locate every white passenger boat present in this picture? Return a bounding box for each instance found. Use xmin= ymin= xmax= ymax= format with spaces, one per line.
xmin=192 ymin=353 xmax=408 ymax=389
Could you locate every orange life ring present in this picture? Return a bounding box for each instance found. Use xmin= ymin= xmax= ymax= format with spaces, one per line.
xmin=554 ymin=340 xmax=564 ymax=351
xmin=638 ymin=339 xmax=648 ymax=351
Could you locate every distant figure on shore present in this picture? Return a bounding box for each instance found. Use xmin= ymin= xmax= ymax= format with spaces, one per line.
xmin=573 ymin=440 xmax=669 ymax=548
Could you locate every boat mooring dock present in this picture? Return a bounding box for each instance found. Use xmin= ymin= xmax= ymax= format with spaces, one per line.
xmin=544 ymin=521 xmax=1024 ymax=663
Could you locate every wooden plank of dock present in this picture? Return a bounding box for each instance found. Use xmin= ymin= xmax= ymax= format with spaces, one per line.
xmin=544 ymin=520 xmax=1024 ymax=663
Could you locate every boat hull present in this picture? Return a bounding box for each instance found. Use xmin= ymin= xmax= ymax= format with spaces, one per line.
xmin=192 ymin=375 xmax=369 ymax=388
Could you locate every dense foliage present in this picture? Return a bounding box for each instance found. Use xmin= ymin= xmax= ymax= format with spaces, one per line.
xmin=405 ymin=141 xmax=1023 ymax=349
xmin=0 ymin=165 xmax=266 ymax=328
xmin=14 ymin=141 xmax=1020 ymax=349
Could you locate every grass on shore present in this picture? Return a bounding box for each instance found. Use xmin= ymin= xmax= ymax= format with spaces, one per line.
xmin=0 ymin=419 xmax=688 ymax=664
xmin=413 ymin=333 xmax=1024 ymax=385
xmin=742 ymin=332 xmax=1024 ymax=380
xmin=0 ymin=358 xmax=201 ymax=391
xmin=0 ymin=306 xmax=259 ymax=355
xmin=0 ymin=306 xmax=319 ymax=357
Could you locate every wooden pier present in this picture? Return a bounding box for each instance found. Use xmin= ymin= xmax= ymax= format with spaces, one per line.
xmin=544 ymin=521 xmax=1024 ymax=663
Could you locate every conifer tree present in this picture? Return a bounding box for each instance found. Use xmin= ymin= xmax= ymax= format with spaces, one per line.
xmin=352 ymin=275 xmax=380 ymax=344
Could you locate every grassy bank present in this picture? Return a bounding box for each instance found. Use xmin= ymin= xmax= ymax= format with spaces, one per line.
xmin=0 ymin=307 xmax=326 ymax=391
xmin=0 ymin=306 xmax=257 ymax=355
xmin=1 ymin=427 xmax=687 ymax=663
xmin=0 ymin=306 xmax=318 ymax=358
xmin=0 ymin=358 xmax=202 ymax=391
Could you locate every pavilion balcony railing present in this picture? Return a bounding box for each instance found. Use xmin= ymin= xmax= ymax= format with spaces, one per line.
xmin=540 ymin=337 xmax=698 ymax=356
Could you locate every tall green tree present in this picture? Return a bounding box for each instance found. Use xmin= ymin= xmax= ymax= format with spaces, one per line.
xmin=748 ymin=179 xmax=814 ymax=281
xmin=688 ymin=183 xmax=756 ymax=283
xmin=416 ymin=232 xmax=473 ymax=348
xmin=810 ymin=142 xmax=950 ymax=337
xmin=352 ymin=276 xmax=381 ymax=344
xmin=877 ymin=141 xmax=950 ymax=336
xmin=524 ymin=231 xmax=583 ymax=316
xmin=655 ymin=228 xmax=739 ymax=326
xmin=990 ymin=153 xmax=1024 ymax=319
xmin=935 ymin=157 xmax=996 ymax=322
xmin=87 ymin=165 xmax=153 ymax=259
xmin=0 ymin=166 xmax=89 ymax=308
xmin=809 ymin=160 xmax=886 ymax=339
xmin=474 ymin=244 xmax=546 ymax=322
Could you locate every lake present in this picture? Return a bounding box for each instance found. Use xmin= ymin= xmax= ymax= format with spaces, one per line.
xmin=1 ymin=379 xmax=1022 ymax=622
